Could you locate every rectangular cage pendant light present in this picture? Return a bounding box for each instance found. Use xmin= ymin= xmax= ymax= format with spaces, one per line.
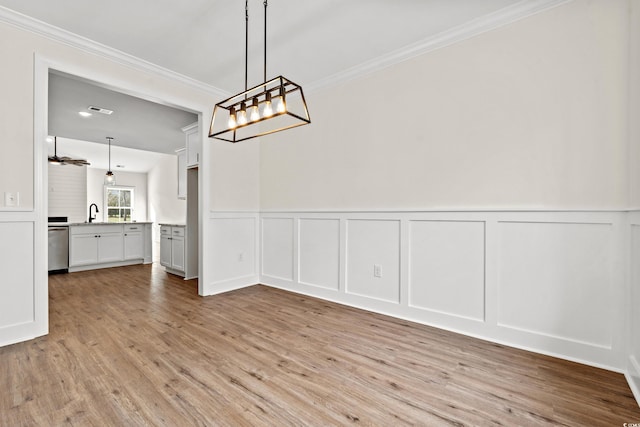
xmin=208 ymin=0 xmax=310 ymax=143
xmin=209 ymin=76 xmax=310 ymax=143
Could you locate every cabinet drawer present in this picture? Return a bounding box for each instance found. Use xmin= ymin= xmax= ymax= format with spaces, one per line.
xmin=171 ymin=227 xmax=185 ymax=237
xmin=124 ymin=224 xmax=142 ymax=232
xmin=160 ymin=226 xmax=171 ymax=236
xmin=71 ymin=224 xmax=123 ymax=235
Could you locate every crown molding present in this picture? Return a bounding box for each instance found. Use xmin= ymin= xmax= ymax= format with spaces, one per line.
xmin=306 ymin=0 xmax=572 ymax=93
xmin=0 ymin=5 xmax=229 ymax=99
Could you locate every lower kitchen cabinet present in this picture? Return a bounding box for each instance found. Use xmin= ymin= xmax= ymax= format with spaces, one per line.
xmin=160 ymin=224 xmax=186 ymax=277
xmin=123 ymin=224 xmax=144 ymax=260
xmin=69 ymin=223 xmax=152 ymax=272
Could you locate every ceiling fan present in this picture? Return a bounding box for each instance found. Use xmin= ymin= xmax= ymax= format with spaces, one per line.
xmin=48 ymin=136 xmax=90 ymax=166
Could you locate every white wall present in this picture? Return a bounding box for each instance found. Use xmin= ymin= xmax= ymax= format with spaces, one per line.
xmin=47 ymin=163 xmax=87 ymax=223
xmin=0 ymin=12 xmax=260 ymax=346
xmin=260 ymin=0 xmax=629 ymax=211
xmin=147 ymin=154 xmax=186 ymax=242
xmin=87 ymin=168 xmax=148 ymax=223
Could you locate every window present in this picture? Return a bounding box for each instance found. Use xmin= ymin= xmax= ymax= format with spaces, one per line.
xmin=105 ymin=186 xmax=134 ymax=223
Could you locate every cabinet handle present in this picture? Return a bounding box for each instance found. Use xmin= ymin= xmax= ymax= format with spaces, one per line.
xmin=124 ymin=233 xmax=128 ymax=236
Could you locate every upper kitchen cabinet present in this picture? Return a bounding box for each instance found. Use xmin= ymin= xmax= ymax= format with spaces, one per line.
xmin=176 ymin=148 xmax=186 ymax=200
xmin=182 ymin=122 xmax=199 ymax=168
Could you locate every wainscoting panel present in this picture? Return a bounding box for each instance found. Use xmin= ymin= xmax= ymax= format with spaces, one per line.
xmin=408 ymin=220 xmax=485 ymax=322
xmin=262 ymin=217 xmax=294 ymax=282
xmin=346 ymin=219 xmax=401 ymax=303
xmin=203 ymin=212 xmax=259 ymax=295
xmin=0 ymin=211 xmax=47 ymax=347
xmin=259 ymin=210 xmax=627 ymax=373
xmin=497 ymin=221 xmax=613 ymax=348
xmin=0 ymin=221 xmax=34 ymax=327
xmin=298 ymin=218 xmax=340 ymax=290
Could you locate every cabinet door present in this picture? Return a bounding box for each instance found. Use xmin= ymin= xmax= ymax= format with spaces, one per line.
xmin=98 ymin=233 xmax=124 ymax=263
xmin=177 ymin=149 xmax=186 ymax=200
xmin=186 ymin=129 xmax=199 ymax=167
xmin=160 ymin=235 xmax=172 ymax=267
xmin=171 ymin=236 xmax=185 ymax=272
xmin=124 ymin=232 xmax=144 ymax=260
xmin=69 ymin=234 xmax=98 ymax=266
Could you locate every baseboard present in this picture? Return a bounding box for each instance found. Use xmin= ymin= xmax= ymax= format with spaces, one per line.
xmin=200 ymin=275 xmax=259 ymax=296
xmin=627 ymin=356 xmax=640 ymax=407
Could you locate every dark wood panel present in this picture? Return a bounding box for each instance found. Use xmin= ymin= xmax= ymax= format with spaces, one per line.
xmin=0 ymin=264 xmax=638 ymax=425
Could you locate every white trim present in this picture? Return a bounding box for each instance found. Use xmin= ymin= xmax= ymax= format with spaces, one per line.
xmin=1 ymin=2 xmax=571 ymax=96
xmin=306 ymin=0 xmax=572 ymax=92
xmin=627 ymin=356 xmax=640 ymax=405
xmin=0 ymin=6 xmax=228 ymax=99
xmin=33 ymin=51 xmax=212 ymax=335
xmin=259 ymin=209 xmax=627 ymax=372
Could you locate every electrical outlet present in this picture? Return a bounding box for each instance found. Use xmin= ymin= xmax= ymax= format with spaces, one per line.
xmin=238 ymin=252 xmax=244 ymax=262
xmin=4 ymin=192 xmax=18 ymax=207
xmin=373 ymin=264 xmax=382 ymax=278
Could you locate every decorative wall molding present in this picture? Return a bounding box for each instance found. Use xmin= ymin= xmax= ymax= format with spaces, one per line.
xmin=306 ymin=0 xmax=573 ymax=92
xmin=203 ymin=212 xmax=260 ymax=296
xmin=0 ymin=212 xmax=46 ymax=347
xmin=260 ymin=210 xmax=627 ymax=373
xmin=0 ymin=6 xmax=228 ymax=99
xmin=0 ymin=1 xmax=571 ymax=97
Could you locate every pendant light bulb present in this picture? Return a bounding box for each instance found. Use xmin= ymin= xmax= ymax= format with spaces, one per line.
xmin=263 ymin=92 xmax=273 ymax=118
xmin=237 ymin=102 xmax=248 ymax=125
xmin=275 ymin=85 xmax=286 ymax=113
xmin=228 ymin=107 xmax=237 ymax=129
xmin=250 ymin=97 xmax=260 ymax=122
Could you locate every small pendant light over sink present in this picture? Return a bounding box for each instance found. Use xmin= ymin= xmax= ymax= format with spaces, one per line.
xmin=209 ymin=0 xmax=310 ymax=143
xmin=104 ymin=136 xmax=116 ymax=185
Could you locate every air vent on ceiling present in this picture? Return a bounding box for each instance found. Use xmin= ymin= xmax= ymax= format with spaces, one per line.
xmin=88 ymin=105 xmax=114 ymax=115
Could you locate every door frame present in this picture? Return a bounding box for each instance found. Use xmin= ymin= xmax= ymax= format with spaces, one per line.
xmin=34 ymin=53 xmax=211 ymax=336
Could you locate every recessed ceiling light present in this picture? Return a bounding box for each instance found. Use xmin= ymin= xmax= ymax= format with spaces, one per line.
xmin=88 ymin=105 xmax=114 ymax=115
xmin=78 ymin=111 xmax=92 ymax=117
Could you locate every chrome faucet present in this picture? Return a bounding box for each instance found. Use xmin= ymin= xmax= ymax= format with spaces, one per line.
xmin=89 ymin=203 xmax=99 ymax=223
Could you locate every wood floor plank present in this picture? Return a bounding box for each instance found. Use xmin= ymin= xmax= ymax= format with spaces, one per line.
xmin=0 ymin=263 xmax=638 ymax=426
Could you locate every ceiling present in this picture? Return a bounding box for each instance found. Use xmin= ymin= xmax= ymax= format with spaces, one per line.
xmin=48 ymin=137 xmax=171 ymax=173
xmin=49 ymin=72 xmax=198 ymax=155
xmin=2 ymin=0 xmax=549 ymax=158
xmin=1 ymin=0 xmax=524 ymax=93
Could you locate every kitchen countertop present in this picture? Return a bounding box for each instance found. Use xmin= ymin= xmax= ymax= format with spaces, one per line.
xmin=159 ymin=223 xmax=185 ymax=227
xmin=49 ymin=221 xmax=153 ymax=226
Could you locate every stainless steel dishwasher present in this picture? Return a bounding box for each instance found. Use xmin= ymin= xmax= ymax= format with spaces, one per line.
xmin=48 ymin=221 xmax=69 ymax=273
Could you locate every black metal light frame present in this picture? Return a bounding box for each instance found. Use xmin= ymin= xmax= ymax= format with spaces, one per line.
xmin=208 ymin=0 xmax=310 ymax=143
xmin=209 ymin=75 xmax=310 ymax=143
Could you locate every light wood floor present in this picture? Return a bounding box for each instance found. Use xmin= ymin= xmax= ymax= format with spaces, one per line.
xmin=1 ymin=264 xmax=639 ymax=426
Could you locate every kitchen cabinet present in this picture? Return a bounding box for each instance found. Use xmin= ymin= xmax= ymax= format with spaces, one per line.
xmin=182 ymin=122 xmax=199 ymax=168
xmin=70 ymin=224 xmax=123 ymax=267
xmin=123 ymin=224 xmax=144 ymax=260
xmin=160 ymin=224 xmax=186 ymax=277
xmin=177 ymin=148 xmax=186 ymax=200
xmin=68 ymin=222 xmax=153 ymax=272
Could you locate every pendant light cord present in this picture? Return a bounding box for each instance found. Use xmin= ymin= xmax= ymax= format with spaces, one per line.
xmin=245 ymin=0 xmax=249 ymax=92
xmin=264 ymin=0 xmax=268 ymax=82
xmin=107 ymin=137 xmax=112 ymax=172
